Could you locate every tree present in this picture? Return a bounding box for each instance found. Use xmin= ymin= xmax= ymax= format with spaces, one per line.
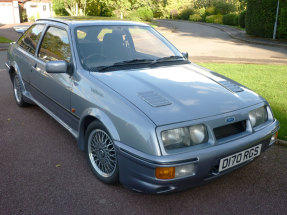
xmin=52 ymin=0 xmax=88 ymax=16
xmin=99 ymin=0 xmax=131 ymax=17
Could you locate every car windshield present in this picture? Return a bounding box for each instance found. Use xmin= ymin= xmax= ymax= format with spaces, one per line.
xmin=75 ymin=25 xmax=186 ymax=71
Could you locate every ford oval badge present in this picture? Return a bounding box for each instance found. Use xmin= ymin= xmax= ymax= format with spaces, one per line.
xmin=226 ymin=117 xmax=235 ymax=123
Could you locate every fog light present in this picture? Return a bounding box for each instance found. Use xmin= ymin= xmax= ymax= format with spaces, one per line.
xmin=155 ymin=167 xmax=175 ymax=179
xmin=175 ymin=164 xmax=196 ymax=178
xmin=269 ymin=132 xmax=278 ymax=146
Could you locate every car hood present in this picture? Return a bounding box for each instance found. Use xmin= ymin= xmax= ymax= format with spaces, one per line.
xmin=92 ymin=63 xmax=263 ymax=126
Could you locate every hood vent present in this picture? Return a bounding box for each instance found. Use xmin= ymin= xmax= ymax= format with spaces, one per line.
xmin=138 ymin=91 xmax=172 ymax=107
xmin=218 ymin=81 xmax=243 ymax=93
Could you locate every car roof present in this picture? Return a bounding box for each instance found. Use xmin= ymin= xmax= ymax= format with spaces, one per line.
xmin=36 ymin=17 xmax=149 ymax=27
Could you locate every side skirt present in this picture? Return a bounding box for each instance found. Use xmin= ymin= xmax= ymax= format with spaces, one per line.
xmin=22 ymin=90 xmax=79 ymax=140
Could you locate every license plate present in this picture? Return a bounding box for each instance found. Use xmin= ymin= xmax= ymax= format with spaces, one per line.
xmin=218 ymin=144 xmax=262 ymax=172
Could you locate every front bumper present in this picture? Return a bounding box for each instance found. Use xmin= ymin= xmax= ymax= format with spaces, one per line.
xmin=115 ymin=119 xmax=279 ymax=194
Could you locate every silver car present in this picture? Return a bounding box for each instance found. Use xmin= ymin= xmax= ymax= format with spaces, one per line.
xmin=6 ymin=18 xmax=279 ymax=193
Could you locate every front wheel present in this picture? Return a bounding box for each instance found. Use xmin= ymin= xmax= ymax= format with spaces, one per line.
xmin=13 ymin=73 xmax=29 ymax=107
xmin=85 ymin=121 xmax=119 ymax=184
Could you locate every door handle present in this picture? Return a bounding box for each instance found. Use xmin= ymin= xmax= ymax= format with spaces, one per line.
xmin=31 ymin=63 xmax=37 ymax=72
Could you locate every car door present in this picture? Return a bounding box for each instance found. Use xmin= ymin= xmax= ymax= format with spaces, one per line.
xmin=14 ymin=24 xmax=45 ymax=85
xmin=29 ymin=25 xmax=78 ymax=130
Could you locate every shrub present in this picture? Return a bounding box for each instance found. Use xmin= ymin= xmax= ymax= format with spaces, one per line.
xmin=128 ymin=12 xmax=142 ymax=22
xmin=29 ymin=15 xmax=35 ymax=22
xmin=223 ymin=13 xmax=239 ymax=26
xmin=189 ymin=14 xmax=202 ymax=22
xmin=198 ymin=8 xmax=206 ymax=17
xmin=246 ymin=0 xmax=287 ymax=39
xmin=277 ymin=1 xmax=287 ymax=39
xmin=239 ymin=11 xmax=246 ymax=28
xmin=179 ymin=7 xmax=195 ymax=20
xmin=206 ymin=15 xmax=223 ymax=24
xmin=213 ymin=1 xmax=236 ymax=15
xmin=19 ymin=6 xmax=27 ymax=22
xmin=205 ymin=6 xmax=216 ymax=16
xmin=136 ymin=7 xmax=153 ymax=21
xmin=170 ymin=9 xmax=179 ymax=19
xmin=52 ymin=0 xmax=69 ymax=16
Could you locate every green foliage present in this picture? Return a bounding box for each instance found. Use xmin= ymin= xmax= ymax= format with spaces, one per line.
xmin=170 ymin=9 xmax=179 ymax=19
xmin=194 ymin=0 xmax=213 ymax=9
xmin=29 ymin=15 xmax=35 ymax=22
xmin=85 ymin=0 xmax=112 ymax=16
xmin=213 ymin=1 xmax=236 ymax=15
xmin=189 ymin=14 xmax=202 ymax=21
xmin=223 ymin=13 xmax=239 ymax=25
xmin=205 ymin=6 xmax=216 ymax=15
xmin=0 ymin=36 xmax=13 ymax=43
xmin=136 ymin=7 xmax=154 ymax=21
xmin=246 ymin=0 xmax=287 ymax=39
xmin=52 ymin=0 xmax=69 ymax=16
xmin=179 ymin=7 xmax=195 ymax=20
xmin=197 ymin=7 xmax=206 ymax=16
xmin=206 ymin=14 xmax=223 ymax=24
xmin=238 ymin=10 xmax=246 ymax=28
xmin=19 ymin=5 xmax=27 ymax=22
xmin=277 ymin=1 xmax=287 ymax=39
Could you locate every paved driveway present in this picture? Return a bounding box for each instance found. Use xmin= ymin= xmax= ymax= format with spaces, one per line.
xmin=156 ymin=20 xmax=287 ymax=64
xmin=0 ymin=50 xmax=287 ymax=214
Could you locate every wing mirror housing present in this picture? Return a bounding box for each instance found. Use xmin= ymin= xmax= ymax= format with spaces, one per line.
xmin=46 ymin=60 xmax=68 ymax=73
xmin=182 ymin=52 xmax=189 ymax=60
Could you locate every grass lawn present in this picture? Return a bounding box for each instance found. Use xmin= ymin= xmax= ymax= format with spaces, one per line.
xmin=199 ymin=63 xmax=287 ymax=141
xmin=0 ymin=36 xmax=12 ymax=43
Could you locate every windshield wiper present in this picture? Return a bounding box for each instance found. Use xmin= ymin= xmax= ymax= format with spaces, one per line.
xmin=93 ymin=56 xmax=186 ymax=72
xmin=96 ymin=59 xmax=154 ymax=72
xmin=151 ymin=55 xmax=185 ymax=64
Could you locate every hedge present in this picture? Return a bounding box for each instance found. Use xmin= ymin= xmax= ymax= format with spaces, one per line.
xmin=246 ymin=0 xmax=287 ymax=39
xmin=205 ymin=6 xmax=217 ymax=16
xmin=189 ymin=14 xmax=202 ymax=21
xmin=223 ymin=13 xmax=239 ymax=25
xmin=129 ymin=7 xmax=153 ymax=22
xmin=206 ymin=15 xmax=223 ymax=24
xmin=277 ymin=1 xmax=287 ymax=38
xmin=239 ymin=11 xmax=246 ymax=28
xmin=179 ymin=7 xmax=195 ymax=20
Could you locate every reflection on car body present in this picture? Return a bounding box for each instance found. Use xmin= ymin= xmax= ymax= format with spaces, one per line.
xmin=6 ymin=18 xmax=279 ymax=194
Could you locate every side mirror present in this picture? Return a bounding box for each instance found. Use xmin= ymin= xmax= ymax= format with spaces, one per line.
xmin=46 ymin=60 xmax=68 ymax=73
xmin=182 ymin=52 xmax=189 ymax=60
xmin=13 ymin=26 xmax=29 ymax=35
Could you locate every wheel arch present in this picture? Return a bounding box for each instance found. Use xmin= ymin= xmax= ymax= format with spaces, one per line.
xmin=77 ymin=108 xmax=120 ymax=151
xmin=9 ymin=61 xmax=26 ymax=91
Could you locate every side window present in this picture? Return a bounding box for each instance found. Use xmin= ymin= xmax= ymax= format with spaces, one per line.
xmin=39 ymin=27 xmax=71 ymax=62
xmin=17 ymin=24 xmax=45 ymax=55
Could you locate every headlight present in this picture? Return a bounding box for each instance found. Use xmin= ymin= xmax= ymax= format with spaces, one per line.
xmin=189 ymin=124 xmax=207 ymax=144
xmin=161 ymin=124 xmax=208 ymax=150
xmin=249 ymin=106 xmax=268 ymax=128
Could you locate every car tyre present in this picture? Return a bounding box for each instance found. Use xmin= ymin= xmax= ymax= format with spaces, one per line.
xmin=13 ymin=73 xmax=29 ymax=107
xmin=85 ymin=121 xmax=119 ymax=184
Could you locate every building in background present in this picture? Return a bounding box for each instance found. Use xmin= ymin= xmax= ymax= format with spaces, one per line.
xmin=0 ymin=0 xmax=52 ymax=24
xmin=0 ymin=0 xmax=21 ymax=24
xmin=24 ymin=0 xmax=52 ymax=22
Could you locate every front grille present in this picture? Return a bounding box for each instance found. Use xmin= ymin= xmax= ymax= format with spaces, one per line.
xmin=214 ymin=121 xmax=246 ymax=140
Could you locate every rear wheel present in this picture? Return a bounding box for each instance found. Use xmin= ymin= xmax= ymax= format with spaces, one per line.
xmin=85 ymin=121 xmax=119 ymax=184
xmin=13 ymin=73 xmax=28 ymax=107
